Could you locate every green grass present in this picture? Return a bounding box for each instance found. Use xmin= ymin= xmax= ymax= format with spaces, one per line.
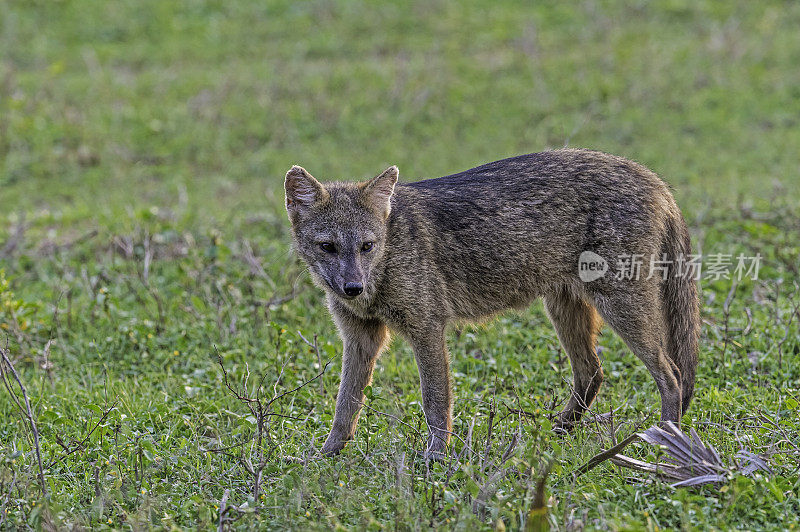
xmin=1 ymin=0 xmax=799 ymax=529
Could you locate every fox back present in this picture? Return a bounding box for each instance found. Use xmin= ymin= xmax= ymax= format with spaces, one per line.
xmin=289 ymin=150 xmax=681 ymax=324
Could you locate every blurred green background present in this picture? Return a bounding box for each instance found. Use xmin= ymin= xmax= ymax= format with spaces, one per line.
xmin=3 ymin=0 xmax=798 ymax=230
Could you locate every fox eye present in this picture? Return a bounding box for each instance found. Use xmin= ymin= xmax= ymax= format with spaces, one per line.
xmin=361 ymin=242 xmax=374 ymax=252
xmin=319 ymin=242 xmax=336 ymax=253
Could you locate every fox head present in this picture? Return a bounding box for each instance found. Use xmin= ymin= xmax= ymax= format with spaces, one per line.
xmin=284 ymin=165 xmax=398 ymax=300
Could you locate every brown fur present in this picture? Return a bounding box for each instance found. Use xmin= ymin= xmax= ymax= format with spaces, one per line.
xmin=284 ymin=149 xmax=700 ymax=458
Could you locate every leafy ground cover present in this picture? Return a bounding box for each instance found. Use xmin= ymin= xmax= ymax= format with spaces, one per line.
xmin=1 ymin=1 xmax=799 ymax=529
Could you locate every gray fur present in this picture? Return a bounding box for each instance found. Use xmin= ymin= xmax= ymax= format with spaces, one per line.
xmin=284 ymin=149 xmax=700 ymax=458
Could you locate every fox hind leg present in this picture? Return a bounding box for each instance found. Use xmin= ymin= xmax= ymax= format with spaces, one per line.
xmin=544 ymin=287 xmax=604 ymax=431
xmin=591 ymin=288 xmax=682 ymax=424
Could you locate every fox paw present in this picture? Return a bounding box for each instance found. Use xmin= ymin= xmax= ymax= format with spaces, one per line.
xmin=552 ymin=413 xmax=578 ymax=435
xmin=321 ymin=434 xmax=348 ymax=457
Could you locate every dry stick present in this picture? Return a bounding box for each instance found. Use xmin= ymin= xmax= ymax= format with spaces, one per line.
xmin=479 ymin=412 xmax=523 ymax=476
xmin=573 ymin=433 xmax=640 ymax=478
xmin=0 ymin=343 xmax=48 ymax=496
xmin=215 ymin=348 xmax=333 ymax=501
xmin=266 ymin=358 xmax=333 ymax=408
xmin=757 ymin=404 xmax=800 ymax=455
xmin=572 ymin=410 xmax=654 ymax=479
xmin=46 ymin=401 xmax=119 ymax=469
xmin=142 ymin=232 xmax=152 ymax=284
xmin=353 ymin=397 xmax=426 ymax=441
xmin=218 ymin=488 xmax=230 ymax=532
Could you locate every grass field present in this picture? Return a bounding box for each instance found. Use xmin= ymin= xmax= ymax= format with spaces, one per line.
xmin=2 ymin=0 xmax=799 ymax=529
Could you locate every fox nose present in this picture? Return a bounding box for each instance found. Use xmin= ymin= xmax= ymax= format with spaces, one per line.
xmin=343 ymin=282 xmax=363 ymax=297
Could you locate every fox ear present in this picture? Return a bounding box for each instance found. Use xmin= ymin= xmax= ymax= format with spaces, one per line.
xmin=285 ymin=165 xmax=328 ymax=221
xmin=362 ymin=165 xmax=398 ymax=219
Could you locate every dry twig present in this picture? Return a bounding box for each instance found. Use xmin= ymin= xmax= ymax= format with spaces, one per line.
xmin=0 ymin=341 xmax=48 ymax=496
xmin=214 ymin=346 xmax=333 ymax=504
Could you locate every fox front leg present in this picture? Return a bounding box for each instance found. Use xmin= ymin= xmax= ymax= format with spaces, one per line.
xmin=410 ymin=328 xmax=453 ymax=460
xmin=321 ymin=308 xmax=389 ymax=456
